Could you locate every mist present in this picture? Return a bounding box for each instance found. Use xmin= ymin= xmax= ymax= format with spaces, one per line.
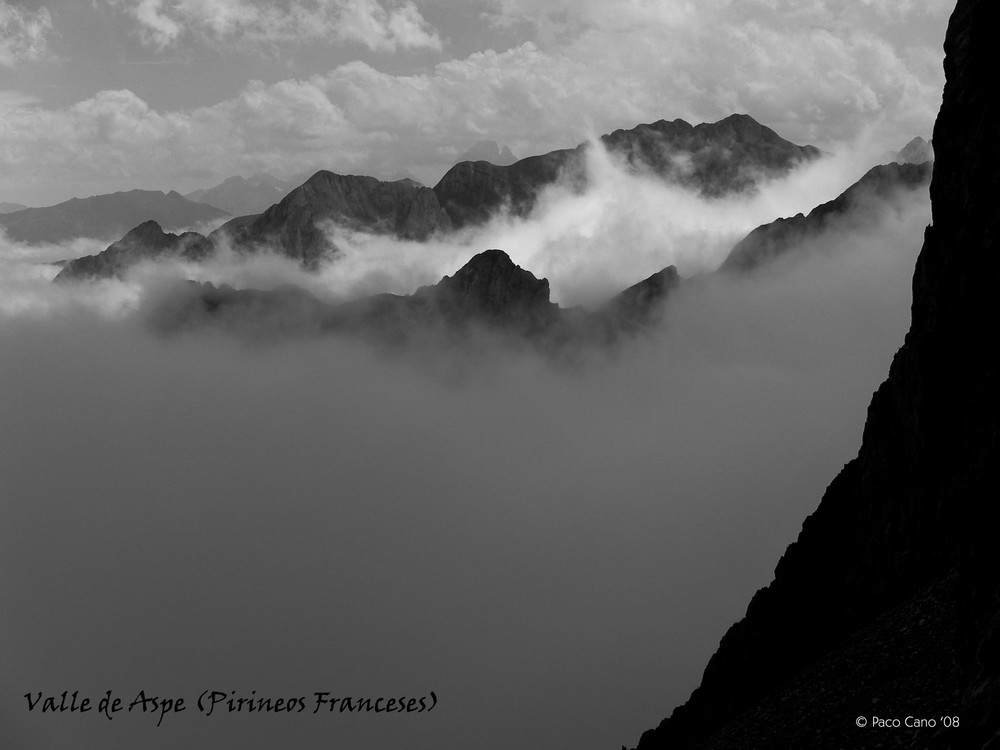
xmin=0 ymin=149 xmax=930 ymax=749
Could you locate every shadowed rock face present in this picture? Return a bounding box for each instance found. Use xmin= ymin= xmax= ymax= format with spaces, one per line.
xmin=54 ymin=221 xmax=212 ymax=282
xmin=226 ymin=171 xmax=454 ymax=267
xmin=630 ymin=1 xmax=1000 ymax=747
xmin=434 ymin=114 xmax=820 ymax=229
xmin=718 ymin=161 xmax=932 ymax=274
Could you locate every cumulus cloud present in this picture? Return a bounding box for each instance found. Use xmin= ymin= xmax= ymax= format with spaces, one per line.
xmin=0 ymin=2 xmax=53 ymax=67
xmin=111 ymin=0 xmax=442 ymax=52
xmin=1 ymin=0 xmax=947 ymax=207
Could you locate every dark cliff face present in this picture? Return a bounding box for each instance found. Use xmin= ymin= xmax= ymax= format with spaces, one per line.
xmin=228 ymin=171 xmax=453 ymax=267
xmin=54 ymin=221 xmax=211 ymax=282
xmin=719 ymin=161 xmax=932 ymax=274
xmin=434 ymin=114 xmax=819 ymax=229
xmin=631 ymin=1 xmax=999 ymax=748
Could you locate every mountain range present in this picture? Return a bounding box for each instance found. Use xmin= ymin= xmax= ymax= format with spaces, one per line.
xmin=54 ymin=113 xmax=823 ymax=279
xmin=54 ymin=144 xmax=930 ymax=290
xmin=0 ymin=189 xmax=228 ymax=245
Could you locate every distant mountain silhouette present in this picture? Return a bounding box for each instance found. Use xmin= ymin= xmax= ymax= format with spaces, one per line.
xmin=185 ymin=174 xmax=296 ymax=216
xmin=457 ymin=140 xmax=518 ymax=166
xmin=54 ymin=221 xmax=212 ymax=281
xmin=629 ymin=1 xmax=1000 ymax=747
xmin=896 ymin=136 xmax=934 ymax=165
xmin=718 ymin=161 xmax=932 ymax=274
xmin=0 ymin=190 xmax=228 ymax=244
xmin=0 ymin=201 xmax=27 ymax=214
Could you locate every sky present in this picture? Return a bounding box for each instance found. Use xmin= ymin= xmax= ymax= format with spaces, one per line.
xmin=1 ymin=0 xmax=952 ymax=206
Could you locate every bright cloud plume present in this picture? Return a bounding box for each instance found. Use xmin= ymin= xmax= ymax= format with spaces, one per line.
xmin=112 ymin=0 xmax=442 ymax=52
xmin=0 ymin=2 xmax=53 ymax=67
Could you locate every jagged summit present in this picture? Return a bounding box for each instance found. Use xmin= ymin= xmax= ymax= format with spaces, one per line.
xmin=429 ymin=249 xmax=556 ymax=327
xmin=435 ymin=113 xmax=820 ymax=228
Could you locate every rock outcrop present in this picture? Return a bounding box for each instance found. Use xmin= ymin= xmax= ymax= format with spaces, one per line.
xmin=718 ymin=161 xmax=932 ymax=274
xmin=629 ymin=1 xmax=999 ymax=747
xmin=54 ymin=221 xmax=212 ymax=281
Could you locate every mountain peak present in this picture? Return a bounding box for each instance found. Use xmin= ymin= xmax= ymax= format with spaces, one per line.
xmin=430 ymin=249 xmax=556 ymax=328
xmin=896 ymin=136 xmax=934 ymax=164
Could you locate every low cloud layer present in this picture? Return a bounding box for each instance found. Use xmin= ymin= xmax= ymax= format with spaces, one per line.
xmin=0 ymin=152 xmax=931 ymax=749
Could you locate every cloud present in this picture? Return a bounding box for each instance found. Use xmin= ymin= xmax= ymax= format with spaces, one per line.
xmin=1 ymin=0 xmax=948 ymax=206
xmin=111 ymin=0 xmax=442 ymax=52
xmin=0 ymin=165 xmax=931 ymax=750
xmin=0 ymin=2 xmax=53 ymax=67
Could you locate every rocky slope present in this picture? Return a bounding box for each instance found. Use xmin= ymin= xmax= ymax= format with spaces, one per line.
xmin=225 ymin=171 xmax=454 ymax=267
xmin=53 ymin=114 xmax=819 ymax=271
xmin=0 ymin=201 xmax=27 ymax=214
xmin=0 ymin=189 xmax=228 ymax=244
xmin=629 ymin=1 xmax=999 ymax=747
xmin=54 ymin=221 xmax=212 ymax=281
xmin=718 ymin=161 xmax=932 ymax=274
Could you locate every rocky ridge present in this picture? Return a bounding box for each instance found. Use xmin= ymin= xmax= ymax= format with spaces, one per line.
xmin=719 ymin=161 xmax=932 ymax=274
